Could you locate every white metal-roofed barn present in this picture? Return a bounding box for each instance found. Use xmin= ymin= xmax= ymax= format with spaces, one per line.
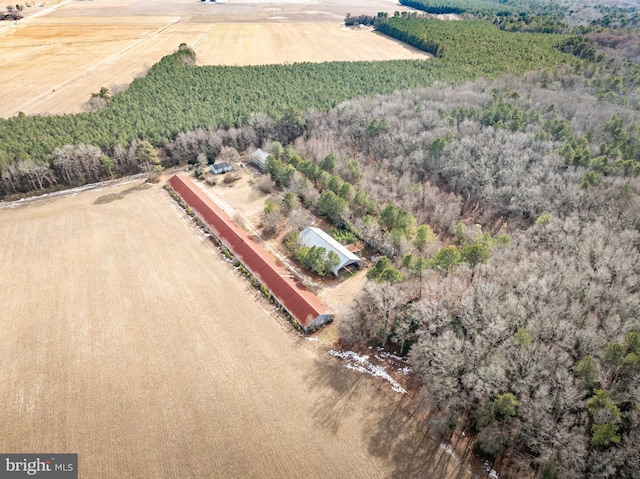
xmin=250 ymin=148 xmax=269 ymax=171
xmin=167 ymin=175 xmax=332 ymax=332
xmin=299 ymin=226 xmax=361 ymax=276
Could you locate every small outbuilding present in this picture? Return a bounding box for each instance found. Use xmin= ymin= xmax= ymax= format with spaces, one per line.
xmin=167 ymin=175 xmax=333 ymax=332
xmin=299 ymin=226 xmax=361 ymax=276
xmin=210 ymin=162 xmax=233 ymax=175
xmin=250 ymin=148 xmax=269 ymax=171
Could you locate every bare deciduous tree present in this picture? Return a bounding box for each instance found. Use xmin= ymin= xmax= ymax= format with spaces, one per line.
xmin=287 ymin=206 xmax=315 ymax=232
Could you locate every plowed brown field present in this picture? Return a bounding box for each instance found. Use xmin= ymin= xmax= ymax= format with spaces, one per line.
xmin=0 ymin=180 xmax=471 ymax=478
xmin=0 ymin=0 xmax=461 ymax=475
xmin=0 ymin=0 xmax=429 ymax=117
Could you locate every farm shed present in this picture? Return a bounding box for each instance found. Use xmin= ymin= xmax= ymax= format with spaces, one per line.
xmin=250 ymin=148 xmax=269 ymax=171
xmin=167 ymin=175 xmax=332 ymax=331
xmin=299 ymin=226 xmax=361 ymax=276
xmin=210 ymin=162 xmax=233 ymax=175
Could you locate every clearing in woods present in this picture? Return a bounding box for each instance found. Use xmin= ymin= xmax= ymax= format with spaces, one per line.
xmin=0 ymin=180 xmax=471 ymax=478
xmin=0 ymin=0 xmax=430 ymax=118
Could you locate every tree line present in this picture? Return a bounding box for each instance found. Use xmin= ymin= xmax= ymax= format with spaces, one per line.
xmin=0 ymin=19 xmax=578 ymax=198
xmin=376 ymin=15 xmax=572 ymax=75
xmin=293 ymin=54 xmax=640 ymax=477
xmin=1 ymin=9 xmax=639 ymax=475
xmin=398 ymin=0 xmax=564 ymax=18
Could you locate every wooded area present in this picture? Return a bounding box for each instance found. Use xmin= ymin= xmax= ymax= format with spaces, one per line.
xmin=293 ymin=67 xmax=640 ymax=479
xmin=242 ymin=51 xmax=640 ymax=476
xmin=0 ymin=20 xmax=574 ymax=197
xmin=2 ymin=7 xmax=640 ymax=477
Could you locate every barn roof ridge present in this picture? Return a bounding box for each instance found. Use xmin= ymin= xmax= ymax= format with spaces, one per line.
xmin=167 ymin=174 xmax=332 ymax=331
xmin=299 ymin=226 xmax=361 ymax=276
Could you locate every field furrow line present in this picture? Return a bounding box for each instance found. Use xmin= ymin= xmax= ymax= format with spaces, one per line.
xmin=14 ymin=17 xmax=183 ymax=113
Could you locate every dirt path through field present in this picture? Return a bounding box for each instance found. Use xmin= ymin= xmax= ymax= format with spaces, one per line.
xmin=13 ymin=17 xmax=182 ymax=115
xmin=0 ymin=0 xmax=429 ymax=117
xmin=0 ymin=180 xmax=471 ymax=478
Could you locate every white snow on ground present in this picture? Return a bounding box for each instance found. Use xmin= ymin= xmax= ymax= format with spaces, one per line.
xmin=370 ymin=347 xmax=412 ymax=375
xmin=375 ymin=350 xmax=408 ymax=363
xmin=328 ymin=349 xmax=407 ymax=394
xmin=484 ymin=460 xmax=499 ymax=478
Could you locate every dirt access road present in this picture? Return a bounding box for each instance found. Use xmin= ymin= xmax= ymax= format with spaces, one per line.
xmin=0 ymin=180 xmax=471 ymax=478
xmin=0 ymin=0 xmax=429 ymax=117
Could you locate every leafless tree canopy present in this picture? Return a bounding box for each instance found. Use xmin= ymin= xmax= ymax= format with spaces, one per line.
xmin=318 ymin=76 xmax=640 ymax=478
xmin=2 ymin=47 xmax=640 ymax=476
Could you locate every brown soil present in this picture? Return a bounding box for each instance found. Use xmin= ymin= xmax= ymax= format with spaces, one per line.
xmin=0 ymin=179 xmax=472 ymax=478
xmin=0 ymin=0 xmax=430 ymax=118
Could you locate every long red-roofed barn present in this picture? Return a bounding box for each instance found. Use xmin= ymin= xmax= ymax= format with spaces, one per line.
xmin=167 ymin=174 xmax=332 ymax=332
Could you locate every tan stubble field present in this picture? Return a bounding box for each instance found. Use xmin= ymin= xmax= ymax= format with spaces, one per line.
xmin=0 ymin=180 xmax=469 ymax=478
xmin=0 ymin=0 xmax=460 ymax=476
xmin=0 ymin=0 xmax=430 ymax=118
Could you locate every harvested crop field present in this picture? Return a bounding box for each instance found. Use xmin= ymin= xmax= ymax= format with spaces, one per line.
xmin=193 ymin=23 xmax=429 ymax=66
xmin=0 ymin=0 xmax=429 ymax=118
xmin=0 ymin=179 xmax=470 ymax=478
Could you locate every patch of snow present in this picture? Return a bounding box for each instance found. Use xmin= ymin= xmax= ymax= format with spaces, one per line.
xmin=376 ymin=351 xmax=408 ymax=362
xmin=306 ymin=337 xmax=320 ymax=342
xmin=484 ymin=460 xmax=499 ymax=478
xmin=398 ymin=366 xmax=412 ymax=375
xmin=328 ymin=349 xmax=406 ymax=394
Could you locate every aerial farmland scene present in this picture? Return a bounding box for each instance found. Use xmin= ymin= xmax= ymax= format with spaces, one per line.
xmin=1 ymin=0 xmax=640 ymax=477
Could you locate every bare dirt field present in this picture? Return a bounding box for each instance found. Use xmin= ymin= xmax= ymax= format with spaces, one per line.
xmin=0 ymin=179 xmax=472 ymax=478
xmin=0 ymin=0 xmax=462 ymax=474
xmin=0 ymin=0 xmax=429 ymax=117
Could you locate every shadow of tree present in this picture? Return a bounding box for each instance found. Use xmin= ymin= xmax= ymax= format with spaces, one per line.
xmin=303 ymin=358 xmax=369 ymax=435
xmin=304 ymin=356 xmax=476 ymax=479
xmin=94 ymin=182 xmax=150 ymax=205
xmin=362 ymin=402 xmax=475 ymax=479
